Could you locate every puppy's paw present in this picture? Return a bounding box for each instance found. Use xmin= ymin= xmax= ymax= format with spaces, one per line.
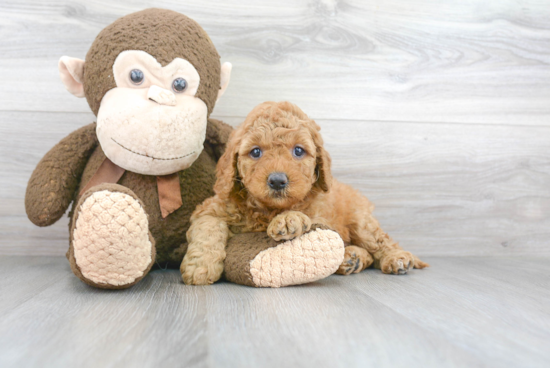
xmin=336 ymin=246 xmax=373 ymax=276
xmin=180 ymin=251 xmax=224 ymax=285
xmin=267 ymin=211 xmax=312 ymax=241
xmin=379 ymin=250 xmax=415 ymax=275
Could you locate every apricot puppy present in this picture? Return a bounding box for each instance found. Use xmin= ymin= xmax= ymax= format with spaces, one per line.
xmin=181 ymin=101 xmax=428 ymax=284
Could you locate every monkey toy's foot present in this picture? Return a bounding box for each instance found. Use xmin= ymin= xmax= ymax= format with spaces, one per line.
xmin=68 ymin=184 xmax=156 ymax=289
xmin=224 ymin=225 xmax=344 ymax=288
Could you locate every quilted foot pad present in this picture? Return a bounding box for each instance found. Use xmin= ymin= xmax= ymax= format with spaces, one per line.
xmin=249 ymin=228 xmax=345 ymax=288
xmin=72 ymin=189 xmax=154 ymax=288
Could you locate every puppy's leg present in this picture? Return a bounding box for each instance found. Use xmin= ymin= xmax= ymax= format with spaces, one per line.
xmin=336 ymin=245 xmax=373 ymax=276
xmin=372 ymin=234 xmax=416 ymax=275
xmin=267 ymin=211 xmax=312 ymax=241
xmin=344 ymin=190 xmax=428 ymax=274
xmin=352 ymin=213 xmax=429 ymax=274
xmin=180 ymin=215 xmax=229 ymax=285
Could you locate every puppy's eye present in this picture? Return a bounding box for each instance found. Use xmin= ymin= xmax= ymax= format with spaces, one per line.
xmin=249 ymin=147 xmax=262 ymax=159
xmin=172 ymin=78 xmax=187 ymax=93
xmin=130 ymin=69 xmax=144 ymax=85
xmin=293 ymin=146 xmax=306 ymax=158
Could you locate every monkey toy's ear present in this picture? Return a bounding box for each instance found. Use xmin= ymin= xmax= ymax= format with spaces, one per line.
xmin=217 ymin=62 xmax=232 ymax=102
xmin=58 ymin=56 xmax=86 ymax=98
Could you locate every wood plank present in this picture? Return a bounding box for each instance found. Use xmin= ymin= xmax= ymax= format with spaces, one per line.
xmin=0 ymin=256 xmax=549 ymax=367
xmin=0 ymin=256 xmax=70 ymax=314
xmin=3 ymin=111 xmax=549 ymax=256
xmin=323 ymin=119 xmax=550 ymax=256
xmin=0 ymin=256 xmax=480 ymax=368
xmin=0 ymin=1 xmax=549 ymax=125
xmin=0 ymin=258 xmax=209 ymax=368
xmin=203 ymin=276 xmax=481 ymax=368
xmin=345 ymin=256 xmax=550 ymax=368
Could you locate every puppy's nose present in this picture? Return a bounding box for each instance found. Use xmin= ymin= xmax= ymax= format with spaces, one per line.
xmin=267 ymin=172 xmax=288 ymax=190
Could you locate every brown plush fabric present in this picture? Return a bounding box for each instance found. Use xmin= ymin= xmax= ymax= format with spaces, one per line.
xmin=224 ymin=224 xmax=332 ymax=287
xmin=224 ymin=232 xmax=279 ymax=286
xmin=84 ymin=8 xmax=221 ymax=116
xmin=206 ymin=118 xmax=233 ymax=160
xmin=67 ymin=183 xmax=156 ymax=289
xmin=80 ymin=159 xmax=188 ymax=218
xmin=62 ymin=118 xmax=232 ymax=267
xmin=25 ymin=123 xmax=98 ymax=227
xmin=79 ymin=157 xmax=125 ymax=195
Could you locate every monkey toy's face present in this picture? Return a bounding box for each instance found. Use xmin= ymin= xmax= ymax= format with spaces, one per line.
xmin=60 ymin=50 xmax=231 ymax=176
xmin=96 ymin=50 xmax=209 ymax=175
xmin=57 ymin=9 xmax=232 ymax=176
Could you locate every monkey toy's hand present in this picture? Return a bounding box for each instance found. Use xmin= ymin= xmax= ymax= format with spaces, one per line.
xmin=267 ymin=211 xmax=312 ymax=241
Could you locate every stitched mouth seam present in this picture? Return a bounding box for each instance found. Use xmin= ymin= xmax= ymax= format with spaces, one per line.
xmin=111 ymin=138 xmax=195 ymax=161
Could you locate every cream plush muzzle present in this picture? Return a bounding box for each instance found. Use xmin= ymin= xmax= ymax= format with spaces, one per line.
xmin=57 ymin=50 xmax=232 ymax=176
xmin=97 ymin=87 xmax=207 ymax=175
xmin=95 ymin=50 xmax=210 ymax=175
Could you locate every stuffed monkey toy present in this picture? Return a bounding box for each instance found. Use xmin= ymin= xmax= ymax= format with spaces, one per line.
xmin=25 ymin=8 xmax=344 ymax=289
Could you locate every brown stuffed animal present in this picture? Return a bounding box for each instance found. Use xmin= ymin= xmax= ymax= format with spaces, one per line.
xmin=25 ymin=8 xmax=345 ymax=289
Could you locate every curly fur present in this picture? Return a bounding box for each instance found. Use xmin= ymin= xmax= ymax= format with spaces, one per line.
xmin=181 ymin=101 xmax=428 ymax=284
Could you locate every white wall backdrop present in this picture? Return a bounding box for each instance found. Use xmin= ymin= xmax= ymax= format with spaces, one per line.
xmin=1 ymin=0 xmax=549 ymax=256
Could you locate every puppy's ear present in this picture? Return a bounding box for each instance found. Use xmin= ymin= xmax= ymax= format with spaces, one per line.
xmin=214 ymin=131 xmax=242 ymax=199
xmin=308 ymin=119 xmax=332 ymax=193
xmin=314 ymin=146 xmax=332 ymax=192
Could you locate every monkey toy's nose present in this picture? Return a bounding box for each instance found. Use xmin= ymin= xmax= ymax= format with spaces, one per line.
xmin=147 ymin=85 xmax=177 ymax=106
xmin=267 ymin=172 xmax=288 ymax=190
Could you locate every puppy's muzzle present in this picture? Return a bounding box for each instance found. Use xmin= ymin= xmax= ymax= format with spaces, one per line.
xmin=267 ymin=172 xmax=288 ymax=191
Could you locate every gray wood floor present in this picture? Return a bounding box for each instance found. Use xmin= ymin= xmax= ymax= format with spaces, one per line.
xmin=1 ymin=255 xmax=549 ymax=368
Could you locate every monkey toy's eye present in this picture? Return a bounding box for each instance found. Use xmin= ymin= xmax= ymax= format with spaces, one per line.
xmin=129 ymin=69 xmax=144 ymax=85
xmin=293 ymin=146 xmax=306 ymax=158
xmin=172 ymin=78 xmax=187 ymax=93
xmin=249 ymin=147 xmax=262 ymax=159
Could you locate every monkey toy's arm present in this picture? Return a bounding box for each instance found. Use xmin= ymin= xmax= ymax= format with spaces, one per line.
xmin=25 ymin=123 xmax=99 ymax=227
xmin=205 ymin=118 xmax=233 ymax=160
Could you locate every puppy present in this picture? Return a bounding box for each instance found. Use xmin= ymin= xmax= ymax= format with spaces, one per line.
xmin=181 ymin=101 xmax=429 ymax=285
